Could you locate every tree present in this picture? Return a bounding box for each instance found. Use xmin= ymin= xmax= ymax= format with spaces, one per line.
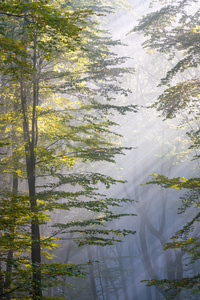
xmin=0 ymin=0 xmax=136 ymax=299
xmin=133 ymin=0 xmax=200 ymax=298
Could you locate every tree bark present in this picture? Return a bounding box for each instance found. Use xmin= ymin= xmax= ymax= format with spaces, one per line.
xmin=21 ymin=51 xmax=42 ymax=297
xmin=5 ymin=175 xmax=18 ymax=300
xmin=5 ymin=128 xmax=19 ymax=299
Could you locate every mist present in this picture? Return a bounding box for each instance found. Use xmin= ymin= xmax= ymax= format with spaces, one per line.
xmin=0 ymin=0 xmax=199 ymax=299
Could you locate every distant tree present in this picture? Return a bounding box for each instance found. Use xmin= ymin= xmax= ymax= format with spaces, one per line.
xmin=133 ymin=0 xmax=200 ymax=298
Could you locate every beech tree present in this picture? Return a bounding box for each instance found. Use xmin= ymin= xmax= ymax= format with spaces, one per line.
xmin=0 ymin=0 xmax=136 ymax=299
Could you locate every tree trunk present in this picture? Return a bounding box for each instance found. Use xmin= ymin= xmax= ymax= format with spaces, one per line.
xmin=0 ymin=263 xmax=4 ymax=297
xmin=5 ymin=134 xmax=19 ymax=299
xmin=25 ymin=117 xmax=42 ymax=299
xmin=116 ymin=243 xmax=129 ymax=300
xmin=87 ymin=245 xmax=98 ymax=300
xmin=21 ymin=65 xmax=42 ymax=298
xmin=139 ymin=216 xmax=167 ymax=299
xmin=99 ymin=247 xmax=120 ymax=300
xmin=5 ymin=175 xmax=18 ymax=300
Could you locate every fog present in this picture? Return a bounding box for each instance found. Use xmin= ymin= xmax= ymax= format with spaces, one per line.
xmin=1 ymin=0 xmax=200 ymax=299
xmin=44 ymin=1 xmax=200 ymax=299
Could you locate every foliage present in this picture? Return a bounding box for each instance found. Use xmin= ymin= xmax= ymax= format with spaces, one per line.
xmin=133 ymin=0 xmax=200 ymax=298
xmin=143 ymin=174 xmax=200 ymax=299
xmin=0 ymin=0 xmax=136 ymax=298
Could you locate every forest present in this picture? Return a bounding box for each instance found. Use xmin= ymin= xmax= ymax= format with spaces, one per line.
xmin=0 ymin=0 xmax=199 ymax=299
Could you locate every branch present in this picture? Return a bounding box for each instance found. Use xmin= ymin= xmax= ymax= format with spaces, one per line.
xmin=0 ymin=12 xmax=35 ymax=24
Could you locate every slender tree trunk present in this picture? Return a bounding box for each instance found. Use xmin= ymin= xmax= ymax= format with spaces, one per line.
xmin=116 ymin=243 xmax=129 ymax=300
xmin=21 ymin=64 xmax=42 ymax=299
xmin=139 ymin=216 xmax=167 ymax=299
xmin=87 ymin=245 xmax=98 ymax=300
xmin=127 ymin=239 xmax=138 ymax=300
xmin=0 ymin=263 xmax=4 ymax=296
xmin=5 ymin=174 xmax=18 ymax=300
xmin=96 ymin=247 xmax=105 ymax=300
xmin=28 ymin=168 xmax=42 ymax=299
xmin=64 ymin=232 xmax=74 ymax=264
xmin=99 ymin=247 xmax=120 ymax=300
xmin=19 ymin=13 xmax=42 ymax=294
xmin=5 ymin=120 xmax=19 ymax=298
